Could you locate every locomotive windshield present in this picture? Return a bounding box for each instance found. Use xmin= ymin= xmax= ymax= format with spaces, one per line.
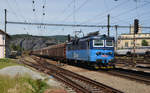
xmin=93 ymin=40 xmax=104 ymax=47
xmin=106 ymin=40 xmax=113 ymax=47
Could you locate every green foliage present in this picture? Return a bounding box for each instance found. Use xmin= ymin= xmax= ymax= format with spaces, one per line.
xmin=142 ymin=40 xmax=149 ymax=46
xmin=0 ymin=75 xmax=49 ymax=93
xmin=10 ymin=44 xmax=22 ymax=51
xmin=0 ymin=58 xmax=19 ymax=69
xmin=28 ymin=79 xmax=48 ymax=93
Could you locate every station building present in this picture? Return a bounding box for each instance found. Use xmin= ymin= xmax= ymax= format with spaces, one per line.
xmin=117 ymin=26 xmax=150 ymax=49
xmin=0 ymin=29 xmax=10 ymax=58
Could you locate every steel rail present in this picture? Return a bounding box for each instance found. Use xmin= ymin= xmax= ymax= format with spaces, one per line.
xmin=32 ymin=56 xmax=123 ymax=93
xmin=21 ymin=59 xmax=90 ymax=93
xmin=99 ymin=69 xmax=150 ymax=85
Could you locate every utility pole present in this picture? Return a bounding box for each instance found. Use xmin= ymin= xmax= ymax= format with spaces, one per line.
xmin=133 ymin=19 xmax=139 ymax=66
xmin=4 ymin=9 xmax=7 ymax=58
xmin=107 ymin=14 xmax=110 ymax=36
xmin=115 ymin=25 xmax=118 ymax=50
xmin=4 ymin=9 xmax=7 ymax=33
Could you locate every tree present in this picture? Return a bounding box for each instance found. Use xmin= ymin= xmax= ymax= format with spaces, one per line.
xmin=142 ymin=40 xmax=148 ymax=46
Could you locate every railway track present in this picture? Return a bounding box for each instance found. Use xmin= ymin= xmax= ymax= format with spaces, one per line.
xmin=100 ymin=68 xmax=150 ymax=85
xmin=21 ymin=56 xmax=123 ymax=93
xmin=115 ymin=56 xmax=150 ymax=64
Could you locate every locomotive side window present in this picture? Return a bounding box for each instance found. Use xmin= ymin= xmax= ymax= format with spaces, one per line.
xmin=93 ymin=40 xmax=104 ymax=47
xmin=106 ymin=40 xmax=113 ymax=47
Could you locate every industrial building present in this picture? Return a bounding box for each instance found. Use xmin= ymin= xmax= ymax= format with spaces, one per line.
xmin=117 ymin=26 xmax=150 ymax=49
xmin=0 ymin=29 xmax=9 ymax=58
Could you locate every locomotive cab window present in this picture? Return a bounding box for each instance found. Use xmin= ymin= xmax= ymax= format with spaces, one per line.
xmin=93 ymin=40 xmax=104 ymax=47
xmin=106 ymin=40 xmax=113 ymax=47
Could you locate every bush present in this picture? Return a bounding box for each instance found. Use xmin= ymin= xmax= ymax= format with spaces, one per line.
xmin=0 ymin=75 xmax=49 ymax=93
xmin=142 ymin=40 xmax=148 ymax=46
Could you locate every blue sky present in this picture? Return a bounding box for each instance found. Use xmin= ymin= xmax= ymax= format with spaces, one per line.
xmin=0 ymin=0 xmax=150 ymax=36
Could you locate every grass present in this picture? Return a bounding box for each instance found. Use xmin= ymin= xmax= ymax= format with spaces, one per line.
xmin=0 ymin=58 xmax=19 ymax=69
xmin=0 ymin=75 xmax=50 ymax=93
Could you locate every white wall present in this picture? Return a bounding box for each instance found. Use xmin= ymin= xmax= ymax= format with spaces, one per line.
xmin=0 ymin=46 xmax=4 ymax=58
xmin=0 ymin=34 xmax=5 ymax=58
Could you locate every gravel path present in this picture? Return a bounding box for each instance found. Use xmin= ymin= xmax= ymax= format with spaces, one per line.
xmin=0 ymin=66 xmax=62 ymax=88
xmin=63 ymin=65 xmax=150 ymax=93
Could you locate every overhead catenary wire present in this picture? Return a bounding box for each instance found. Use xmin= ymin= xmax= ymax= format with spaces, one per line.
xmin=93 ymin=1 xmax=150 ymax=26
xmin=41 ymin=0 xmax=47 ymax=32
xmin=13 ymin=0 xmax=31 ymax=33
xmin=6 ymin=21 xmax=150 ymax=29
xmin=31 ymin=0 xmax=42 ymax=34
xmin=3 ymin=0 xmax=150 ymax=36
xmin=5 ymin=0 xmax=22 ymax=21
xmin=80 ymin=0 xmax=129 ymax=24
xmin=46 ymin=0 xmax=74 ymax=32
xmin=103 ymin=0 xmax=109 ymax=12
xmin=62 ymin=0 xmax=90 ymax=23
xmin=53 ymin=0 xmax=74 ymax=21
xmin=109 ymin=1 xmax=150 ymax=21
xmin=112 ymin=10 xmax=150 ymax=25
xmin=13 ymin=0 xmax=27 ymax=21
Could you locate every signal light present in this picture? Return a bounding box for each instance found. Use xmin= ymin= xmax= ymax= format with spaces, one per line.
xmin=134 ymin=19 xmax=139 ymax=34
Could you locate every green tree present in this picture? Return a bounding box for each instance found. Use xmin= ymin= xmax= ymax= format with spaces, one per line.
xmin=10 ymin=44 xmax=17 ymax=51
xmin=142 ymin=40 xmax=148 ymax=46
xmin=10 ymin=44 xmax=22 ymax=51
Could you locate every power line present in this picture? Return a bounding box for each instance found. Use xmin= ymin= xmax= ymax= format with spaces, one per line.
xmin=110 ymin=9 xmax=150 ymax=25
xmin=94 ymin=1 xmax=150 ymax=26
xmin=73 ymin=0 xmax=76 ymax=24
xmin=31 ymin=0 xmax=38 ymax=22
xmin=41 ymin=0 xmax=47 ymax=32
xmin=13 ymin=0 xmax=27 ymax=21
xmin=7 ymin=21 xmax=150 ymax=29
xmin=111 ymin=1 xmax=150 ymax=20
xmin=13 ymin=0 xmax=31 ymax=33
xmin=111 ymin=16 xmax=131 ymax=25
xmin=54 ymin=0 xmax=74 ymax=20
xmin=80 ymin=0 xmax=129 ymax=24
xmin=103 ymin=0 xmax=109 ymax=12
xmin=5 ymin=0 xmax=22 ymax=21
xmin=46 ymin=0 xmax=74 ymax=31
xmin=62 ymin=0 xmax=90 ymax=22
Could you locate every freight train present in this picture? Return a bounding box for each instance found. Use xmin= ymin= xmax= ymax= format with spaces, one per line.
xmin=31 ymin=34 xmax=115 ymax=69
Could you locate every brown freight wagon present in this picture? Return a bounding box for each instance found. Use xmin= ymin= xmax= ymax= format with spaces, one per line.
xmin=41 ymin=43 xmax=66 ymax=61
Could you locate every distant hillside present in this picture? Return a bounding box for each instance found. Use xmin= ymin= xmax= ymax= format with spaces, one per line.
xmin=10 ymin=34 xmax=68 ymax=43
xmin=8 ymin=34 xmax=68 ymax=54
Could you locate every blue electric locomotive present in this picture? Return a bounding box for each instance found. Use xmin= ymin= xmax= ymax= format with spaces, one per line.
xmin=66 ymin=34 xmax=115 ymax=69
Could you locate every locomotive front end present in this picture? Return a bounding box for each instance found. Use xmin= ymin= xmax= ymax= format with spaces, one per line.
xmin=90 ymin=35 xmax=115 ymax=69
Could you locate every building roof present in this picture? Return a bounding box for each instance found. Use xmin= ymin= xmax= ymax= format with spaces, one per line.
xmin=0 ymin=29 xmax=10 ymax=38
xmin=121 ymin=33 xmax=150 ymax=35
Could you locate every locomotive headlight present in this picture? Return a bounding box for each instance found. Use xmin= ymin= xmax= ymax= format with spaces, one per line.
xmin=109 ymin=59 xmax=114 ymax=62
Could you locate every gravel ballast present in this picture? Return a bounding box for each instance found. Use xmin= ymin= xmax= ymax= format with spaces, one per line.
xmin=63 ymin=65 xmax=150 ymax=93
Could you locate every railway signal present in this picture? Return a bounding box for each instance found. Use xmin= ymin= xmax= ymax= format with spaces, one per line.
xmin=134 ymin=19 xmax=139 ymax=34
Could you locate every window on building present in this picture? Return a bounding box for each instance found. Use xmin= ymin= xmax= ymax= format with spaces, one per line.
xmin=125 ymin=42 xmax=128 ymax=47
xmin=131 ymin=42 xmax=134 ymax=45
xmin=3 ymin=36 xmax=5 ymax=40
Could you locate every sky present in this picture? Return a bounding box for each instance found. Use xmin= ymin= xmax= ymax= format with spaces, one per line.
xmin=0 ymin=0 xmax=150 ymax=37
